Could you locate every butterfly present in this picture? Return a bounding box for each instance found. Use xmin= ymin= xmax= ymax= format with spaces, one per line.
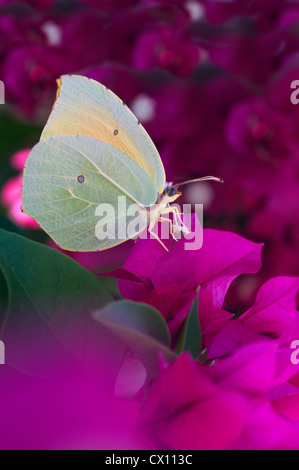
xmin=22 ymin=75 xmax=222 ymax=251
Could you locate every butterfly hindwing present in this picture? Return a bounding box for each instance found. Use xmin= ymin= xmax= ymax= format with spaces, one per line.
xmin=22 ymin=135 xmax=156 ymax=251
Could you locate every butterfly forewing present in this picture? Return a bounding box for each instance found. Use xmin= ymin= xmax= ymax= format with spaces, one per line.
xmin=41 ymin=75 xmax=165 ymax=194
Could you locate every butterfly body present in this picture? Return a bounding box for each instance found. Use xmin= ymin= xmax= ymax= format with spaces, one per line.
xmin=144 ymin=186 xmax=185 ymax=249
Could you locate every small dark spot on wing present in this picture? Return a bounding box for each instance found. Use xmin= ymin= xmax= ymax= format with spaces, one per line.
xmin=114 ymin=129 xmax=119 ymax=135
xmin=77 ymin=175 xmax=85 ymax=184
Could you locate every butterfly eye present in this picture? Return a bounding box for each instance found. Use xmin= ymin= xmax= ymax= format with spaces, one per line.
xmin=77 ymin=175 xmax=85 ymax=184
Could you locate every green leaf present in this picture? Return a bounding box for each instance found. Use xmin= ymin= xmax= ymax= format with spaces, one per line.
xmin=0 ymin=229 xmax=125 ymax=380
xmin=0 ymin=110 xmax=42 ymax=188
xmin=0 ymin=214 xmax=27 ymax=237
xmin=97 ymin=276 xmax=123 ymax=301
xmin=175 ymin=295 xmax=201 ymax=360
xmin=93 ymin=300 xmax=176 ymax=378
xmin=0 ymin=267 xmax=8 ymax=324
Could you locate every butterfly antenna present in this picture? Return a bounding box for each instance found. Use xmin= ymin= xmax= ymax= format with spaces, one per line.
xmin=174 ymin=176 xmax=224 ymax=190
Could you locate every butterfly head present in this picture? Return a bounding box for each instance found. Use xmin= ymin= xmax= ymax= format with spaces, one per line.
xmin=161 ymin=176 xmax=223 ymax=205
xmin=162 ymin=182 xmax=182 ymax=203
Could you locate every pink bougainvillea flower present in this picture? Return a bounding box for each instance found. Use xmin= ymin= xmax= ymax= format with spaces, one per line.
xmin=208 ymin=320 xmax=299 ymax=389
xmin=118 ymin=215 xmax=262 ymax=337
xmin=209 ymin=338 xmax=278 ymax=393
xmin=208 ymin=275 xmax=299 ymax=388
xmin=140 ymin=353 xmax=249 ymax=450
xmin=233 ymin=401 xmax=292 ymax=450
xmin=240 ymin=276 xmax=299 ymax=385
xmin=207 ymin=343 xmax=295 ymax=450
xmin=240 ymin=276 xmax=299 ymax=342
xmin=272 ymin=390 xmax=299 ymax=423
xmin=1 ymin=11 xmax=106 ymax=116
xmin=1 ymin=149 xmax=39 ymax=229
xmin=11 ymin=195 xmax=40 ymax=229
xmin=226 ymin=98 xmax=295 ymax=169
xmin=1 ymin=174 xmax=39 ymax=229
xmin=197 ymin=30 xmax=278 ymax=85
xmin=140 ymin=348 xmax=291 ymax=450
xmin=1 ymin=174 xmax=22 ymax=207
xmin=133 ymin=25 xmax=200 ymax=77
xmin=10 ymin=149 xmax=30 ymax=171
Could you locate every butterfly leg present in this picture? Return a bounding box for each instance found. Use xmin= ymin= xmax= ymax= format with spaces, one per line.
xmin=170 ymin=206 xmax=190 ymax=233
xmin=158 ymin=216 xmax=180 ymax=242
xmin=148 ymin=228 xmax=169 ymax=251
xmin=147 ymin=218 xmax=169 ymax=251
xmin=160 ymin=207 xmax=190 ymax=234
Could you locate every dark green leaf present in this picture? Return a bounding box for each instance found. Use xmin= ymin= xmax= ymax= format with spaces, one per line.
xmin=175 ymin=295 xmax=201 ymax=359
xmin=94 ymin=300 xmax=176 ymax=378
xmin=0 ymin=110 xmax=42 ymax=188
xmin=97 ymin=277 xmax=123 ymax=301
xmin=0 ymin=229 xmax=125 ymax=381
